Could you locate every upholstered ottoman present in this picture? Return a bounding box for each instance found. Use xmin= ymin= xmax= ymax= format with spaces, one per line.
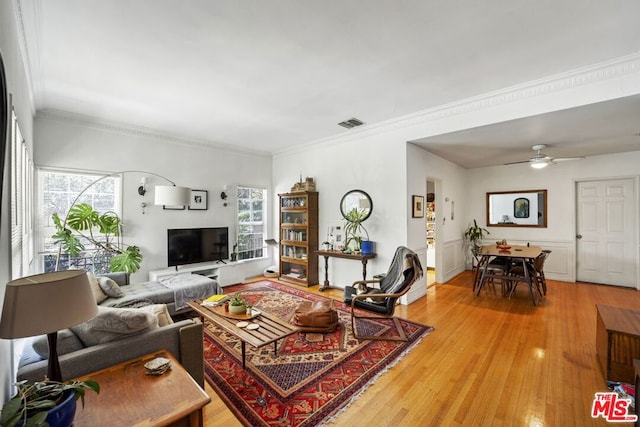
xmin=292 ymin=300 xmax=339 ymax=333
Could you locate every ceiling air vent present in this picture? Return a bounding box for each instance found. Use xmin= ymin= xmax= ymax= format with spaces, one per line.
xmin=338 ymin=117 xmax=365 ymax=129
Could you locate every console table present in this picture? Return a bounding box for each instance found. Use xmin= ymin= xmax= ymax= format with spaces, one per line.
xmin=74 ymin=350 xmax=210 ymax=426
xmin=315 ymin=250 xmax=376 ymax=291
xmin=595 ymin=304 xmax=640 ymax=384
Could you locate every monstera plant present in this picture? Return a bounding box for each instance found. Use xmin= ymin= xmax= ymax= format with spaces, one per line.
xmin=52 ymin=203 xmax=142 ymax=273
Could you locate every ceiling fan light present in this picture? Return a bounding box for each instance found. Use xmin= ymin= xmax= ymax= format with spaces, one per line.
xmin=530 ymin=159 xmax=548 ymax=169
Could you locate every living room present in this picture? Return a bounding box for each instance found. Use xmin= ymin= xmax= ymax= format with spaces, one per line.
xmin=2 ymin=1 xmax=640 ymax=424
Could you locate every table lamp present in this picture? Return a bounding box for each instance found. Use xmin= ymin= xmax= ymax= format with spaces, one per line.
xmin=0 ymin=270 xmax=99 ymax=382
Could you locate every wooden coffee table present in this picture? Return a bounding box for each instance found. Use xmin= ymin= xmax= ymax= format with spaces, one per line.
xmin=187 ymin=300 xmax=299 ymax=369
xmin=74 ymin=350 xmax=210 ymax=426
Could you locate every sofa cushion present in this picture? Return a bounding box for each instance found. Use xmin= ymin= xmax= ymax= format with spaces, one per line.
xmin=71 ymin=306 xmax=158 ymax=347
xmin=97 ymin=276 xmax=125 ymax=298
xmin=87 ymin=272 xmax=108 ymax=304
xmin=138 ymin=304 xmax=174 ymax=327
xmin=32 ymin=329 xmax=85 ymax=359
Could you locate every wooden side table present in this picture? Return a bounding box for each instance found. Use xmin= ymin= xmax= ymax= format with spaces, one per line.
xmin=74 ymin=350 xmax=210 ymax=427
xmin=595 ymin=304 xmax=640 ymax=384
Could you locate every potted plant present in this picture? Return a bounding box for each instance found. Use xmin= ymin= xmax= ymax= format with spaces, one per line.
xmin=51 ymin=203 xmax=143 ymax=273
xmin=463 ymin=219 xmax=489 ymax=251
xmin=228 ymin=293 xmax=246 ymax=315
xmin=1 ymin=379 xmax=99 ymax=427
xmin=343 ymin=208 xmax=371 ymax=253
xmin=463 ymin=219 xmax=490 ymax=269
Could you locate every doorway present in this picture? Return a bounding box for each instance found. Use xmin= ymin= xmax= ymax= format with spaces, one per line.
xmin=576 ymin=178 xmax=637 ymax=287
xmin=426 ymin=179 xmax=436 ymax=287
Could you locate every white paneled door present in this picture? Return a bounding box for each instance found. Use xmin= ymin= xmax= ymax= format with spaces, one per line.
xmin=576 ymin=178 xmax=637 ymax=287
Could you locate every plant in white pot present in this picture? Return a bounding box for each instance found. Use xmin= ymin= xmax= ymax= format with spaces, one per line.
xmin=1 ymin=379 xmax=99 ymax=427
xmin=463 ymin=219 xmax=489 ymax=251
xmin=228 ymin=294 xmax=247 ymax=315
xmin=343 ymin=208 xmax=370 ymax=253
xmin=463 ymin=219 xmax=490 ymax=268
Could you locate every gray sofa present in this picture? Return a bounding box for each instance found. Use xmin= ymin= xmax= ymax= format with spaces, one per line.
xmin=17 ymin=317 xmax=205 ymax=387
xmin=98 ymin=272 xmax=220 ymax=316
xmin=16 ymin=271 xmax=217 ymax=387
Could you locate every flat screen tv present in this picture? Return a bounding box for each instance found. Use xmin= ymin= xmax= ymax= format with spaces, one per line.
xmin=167 ymin=227 xmax=229 ymax=267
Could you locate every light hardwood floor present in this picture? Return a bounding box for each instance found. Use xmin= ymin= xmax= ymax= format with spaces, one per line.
xmin=202 ymin=271 xmax=640 ymax=426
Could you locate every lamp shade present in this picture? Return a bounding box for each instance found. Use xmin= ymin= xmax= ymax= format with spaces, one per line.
xmin=0 ymin=270 xmax=98 ymax=339
xmin=530 ymin=159 xmax=549 ymax=169
xmin=154 ymin=185 xmax=191 ymax=206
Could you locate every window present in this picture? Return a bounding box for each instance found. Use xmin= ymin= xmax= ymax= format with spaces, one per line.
xmin=236 ymin=186 xmax=267 ymax=261
xmin=39 ymin=170 xmax=121 ymax=273
xmin=10 ymin=109 xmax=34 ymax=279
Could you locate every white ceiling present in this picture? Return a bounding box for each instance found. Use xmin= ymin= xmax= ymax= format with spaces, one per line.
xmin=412 ymin=95 xmax=640 ymax=169
xmin=18 ymin=1 xmax=640 ymax=165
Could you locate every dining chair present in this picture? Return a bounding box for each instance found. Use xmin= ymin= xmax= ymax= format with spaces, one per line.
xmin=509 ymin=250 xmax=551 ymax=304
xmin=480 ymin=256 xmax=512 ymax=297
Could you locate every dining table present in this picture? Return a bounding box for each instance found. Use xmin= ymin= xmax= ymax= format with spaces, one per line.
xmin=474 ymin=244 xmax=543 ymax=305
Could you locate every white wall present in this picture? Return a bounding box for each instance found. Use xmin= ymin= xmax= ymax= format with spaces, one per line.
xmin=273 ymin=133 xmax=409 ymax=288
xmin=272 ymin=53 xmax=640 ymax=290
xmin=33 ymin=113 xmax=273 ymax=283
xmin=1 ymin=0 xmax=36 ymax=404
xmin=466 ymin=151 xmax=640 ymax=283
xmin=407 ymin=143 xmax=468 ymax=283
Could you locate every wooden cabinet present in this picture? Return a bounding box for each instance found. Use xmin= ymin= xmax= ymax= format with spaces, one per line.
xmin=279 ymin=191 xmax=318 ymax=287
xmin=596 ymin=304 xmax=640 ymax=384
xmin=74 ymin=351 xmax=210 ymax=426
xmin=149 ymin=262 xmax=245 ymax=287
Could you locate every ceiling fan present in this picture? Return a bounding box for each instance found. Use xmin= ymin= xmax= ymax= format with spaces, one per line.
xmin=505 ymin=144 xmax=585 ymax=169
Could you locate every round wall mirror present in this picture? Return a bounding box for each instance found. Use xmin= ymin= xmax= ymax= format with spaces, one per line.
xmin=340 ymin=189 xmax=373 ymax=222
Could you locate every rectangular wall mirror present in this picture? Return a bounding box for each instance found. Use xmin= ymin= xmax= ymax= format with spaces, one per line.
xmin=486 ymin=189 xmax=547 ymax=228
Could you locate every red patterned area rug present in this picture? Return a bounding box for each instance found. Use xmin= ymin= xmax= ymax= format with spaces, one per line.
xmin=203 ymin=280 xmax=434 ymax=426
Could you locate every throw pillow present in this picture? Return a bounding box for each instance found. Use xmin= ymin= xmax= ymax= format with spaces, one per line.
xmin=138 ymin=304 xmax=174 ymax=327
xmin=97 ymin=276 xmax=125 ymax=298
xmin=87 ymin=272 xmax=107 ymax=304
xmin=71 ymin=306 xmax=158 ymax=347
xmin=32 ymin=329 xmax=85 ymax=359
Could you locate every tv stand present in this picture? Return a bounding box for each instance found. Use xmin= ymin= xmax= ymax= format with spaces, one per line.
xmin=149 ymin=261 xmax=245 ymax=287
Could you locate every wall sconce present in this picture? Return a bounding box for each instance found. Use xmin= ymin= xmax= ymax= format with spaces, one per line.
xmin=221 ymin=185 xmax=229 ymax=207
xmin=138 ymin=176 xmax=147 ymax=196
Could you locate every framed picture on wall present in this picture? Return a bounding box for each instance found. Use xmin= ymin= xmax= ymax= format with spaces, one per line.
xmin=189 ymin=189 xmax=208 ymax=210
xmin=412 ymin=195 xmax=424 ymax=218
xmin=513 ymin=197 xmax=530 ymax=218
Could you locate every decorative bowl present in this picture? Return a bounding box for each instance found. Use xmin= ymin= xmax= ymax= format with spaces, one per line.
xmin=228 ymin=304 xmax=247 ymax=315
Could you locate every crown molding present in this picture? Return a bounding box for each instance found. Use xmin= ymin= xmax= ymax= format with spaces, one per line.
xmin=275 ymin=53 xmax=640 ymax=158
xmin=37 ymin=109 xmax=272 ymax=158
